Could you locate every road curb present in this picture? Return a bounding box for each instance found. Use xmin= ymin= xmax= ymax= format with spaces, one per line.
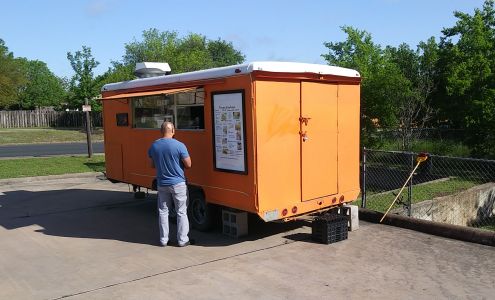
xmin=359 ymin=208 xmax=495 ymax=247
xmin=0 ymin=172 xmax=105 ymax=185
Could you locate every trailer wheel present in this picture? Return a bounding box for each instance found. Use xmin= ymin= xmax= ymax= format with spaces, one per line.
xmin=188 ymin=190 xmax=214 ymax=231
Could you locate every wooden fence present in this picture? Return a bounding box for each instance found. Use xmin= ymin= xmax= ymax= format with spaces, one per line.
xmin=0 ymin=110 xmax=103 ymax=128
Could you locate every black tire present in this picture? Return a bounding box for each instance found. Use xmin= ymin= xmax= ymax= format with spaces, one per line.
xmin=188 ymin=190 xmax=215 ymax=231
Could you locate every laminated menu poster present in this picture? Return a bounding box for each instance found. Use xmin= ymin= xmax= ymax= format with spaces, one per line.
xmin=212 ymin=91 xmax=246 ymax=173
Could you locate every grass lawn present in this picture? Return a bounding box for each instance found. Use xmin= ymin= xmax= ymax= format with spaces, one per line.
xmin=0 ymin=155 xmax=105 ymax=179
xmin=377 ymin=138 xmax=472 ymax=157
xmin=477 ymin=217 xmax=495 ymax=231
xmin=0 ymin=128 xmax=104 ymax=145
xmin=354 ymin=178 xmax=495 ymax=232
xmin=354 ymin=178 xmax=479 ymax=212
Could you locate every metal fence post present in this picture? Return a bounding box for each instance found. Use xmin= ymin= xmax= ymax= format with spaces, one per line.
xmin=407 ymin=152 xmax=413 ymax=217
xmin=361 ymin=147 xmax=367 ymax=208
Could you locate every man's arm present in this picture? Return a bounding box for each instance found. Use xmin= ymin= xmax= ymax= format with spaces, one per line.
xmin=148 ymin=146 xmax=155 ymax=169
xmin=182 ymin=156 xmax=192 ymax=169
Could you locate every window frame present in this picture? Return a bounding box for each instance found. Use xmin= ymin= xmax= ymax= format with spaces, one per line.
xmin=130 ymin=88 xmax=205 ymax=131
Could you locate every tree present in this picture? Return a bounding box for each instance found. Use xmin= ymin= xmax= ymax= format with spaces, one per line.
xmin=98 ymin=28 xmax=245 ymax=88
xmin=322 ymin=27 xmax=410 ymax=147
xmin=207 ymin=38 xmax=246 ymax=68
xmin=96 ymin=62 xmax=134 ymax=85
xmin=323 ymin=27 xmax=439 ymax=150
xmin=386 ymin=41 xmax=437 ymax=150
xmin=437 ymin=0 xmax=495 ymax=157
xmin=67 ymin=46 xmax=100 ymax=110
xmin=0 ymin=39 xmax=26 ymax=109
xmin=17 ymin=59 xmax=66 ymax=109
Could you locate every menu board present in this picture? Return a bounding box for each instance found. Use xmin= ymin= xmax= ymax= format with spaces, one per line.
xmin=212 ymin=91 xmax=247 ymax=173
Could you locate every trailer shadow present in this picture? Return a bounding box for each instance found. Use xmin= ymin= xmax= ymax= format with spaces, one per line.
xmin=0 ymin=188 xmax=307 ymax=247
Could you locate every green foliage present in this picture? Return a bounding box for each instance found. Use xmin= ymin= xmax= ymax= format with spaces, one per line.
xmin=207 ymin=38 xmax=246 ymax=67
xmin=329 ymin=0 xmax=495 ymax=158
xmin=378 ymin=137 xmax=471 ymax=157
xmin=322 ymin=26 xmax=393 ymax=140
xmin=478 ymin=217 xmax=495 ymax=231
xmin=0 ymin=39 xmax=66 ymax=109
xmin=0 ymin=155 xmax=105 ymax=179
xmin=386 ymin=43 xmax=438 ymax=150
xmin=66 ymin=46 xmax=101 ymax=111
xmin=322 ymin=27 xmax=435 ymax=149
xmin=98 ymin=28 xmax=245 ymax=88
xmin=122 ymin=29 xmax=179 ymax=66
xmin=96 ymin=62 xmax=134 ymax=84
xmin=17 ymin=59 xmax=66 ymax=109
xmin=0 ymin=39 xmax=26 ymax=109
xmin=437 ymin=0 xmax=495 ymax=157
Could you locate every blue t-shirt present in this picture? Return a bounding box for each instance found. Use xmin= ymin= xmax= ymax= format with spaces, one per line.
xmin=148 ymin=138 xmax=190 ymax=187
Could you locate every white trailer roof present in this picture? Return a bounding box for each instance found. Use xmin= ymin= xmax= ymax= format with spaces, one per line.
xmin=102 ymin=61 xmax=360 ymax=92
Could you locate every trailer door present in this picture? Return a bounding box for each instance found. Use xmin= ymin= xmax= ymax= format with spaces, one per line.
xmin=301 ymin=82 xmax=338 ymax=201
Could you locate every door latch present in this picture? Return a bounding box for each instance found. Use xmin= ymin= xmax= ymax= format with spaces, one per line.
xmin=299 ymin=117 xmax=311 ymax=126
xmin=299 ymin=131 xmax=309 ymax=142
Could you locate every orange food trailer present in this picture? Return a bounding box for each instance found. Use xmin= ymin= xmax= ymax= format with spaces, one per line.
xmin=101 ymin=61 xmax=361 ymax=230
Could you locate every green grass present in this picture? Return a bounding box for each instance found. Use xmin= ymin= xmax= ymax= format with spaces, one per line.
xmin=0 ymin=128 xmax=104 ymax=145
xmin=477 ymin=217 xmax=495 ymax=231
xmin=377 ymin=139 xmax=471 ymax=157
xmin=354 ymin=178 xmax=495 ymax=232
xmin=0 ymin=155 xmax=105 ymax=179
xmin=354 ymin=178 xmax=479 ymax=212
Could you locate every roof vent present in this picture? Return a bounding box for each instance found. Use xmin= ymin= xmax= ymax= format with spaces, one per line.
xmin=134 ymin=62 xmax=171 ymax=78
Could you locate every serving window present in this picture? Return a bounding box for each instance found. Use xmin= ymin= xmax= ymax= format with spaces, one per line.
xmin=131 ymin=88 xmax=205 ymax=130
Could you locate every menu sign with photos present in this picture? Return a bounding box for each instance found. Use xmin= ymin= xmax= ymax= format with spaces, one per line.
xmin=212 ymin=91 xmax=247 ymax=173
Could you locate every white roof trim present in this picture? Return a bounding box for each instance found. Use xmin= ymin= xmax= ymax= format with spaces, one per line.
xmin=102 ymin=61 xmax=360 ymax=92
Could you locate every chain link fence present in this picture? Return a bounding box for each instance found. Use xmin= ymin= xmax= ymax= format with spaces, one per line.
xmin=359 ymin=149 xmax=495 ymax=231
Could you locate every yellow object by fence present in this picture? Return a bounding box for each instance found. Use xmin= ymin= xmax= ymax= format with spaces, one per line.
xmin=379 ymin=153 xmax=429 ymax=223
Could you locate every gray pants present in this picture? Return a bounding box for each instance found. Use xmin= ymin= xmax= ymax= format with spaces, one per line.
xmin=157 ymin=182 xmax=189 ymax=246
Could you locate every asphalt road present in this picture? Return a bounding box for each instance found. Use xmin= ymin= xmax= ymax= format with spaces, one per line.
xmin=0 ymin=141 xmax=104 ymax=158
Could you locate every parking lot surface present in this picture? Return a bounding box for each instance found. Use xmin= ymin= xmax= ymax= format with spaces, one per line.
xmin=0 ymin=174 xmax=494 ymax=299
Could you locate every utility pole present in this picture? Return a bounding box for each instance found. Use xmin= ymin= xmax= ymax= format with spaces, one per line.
xmin=84 ymin=98 xmax=93 ymax=158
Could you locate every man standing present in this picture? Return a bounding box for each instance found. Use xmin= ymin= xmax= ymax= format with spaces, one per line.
xmin=148 ymin=121 xmax=192 ymax=247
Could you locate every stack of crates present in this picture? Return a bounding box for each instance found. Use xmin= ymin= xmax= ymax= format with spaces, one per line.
xmin=222 ymin=209 xmax=248 ymax=238
xmin=311 ymin=214 xmax=348 ymax=244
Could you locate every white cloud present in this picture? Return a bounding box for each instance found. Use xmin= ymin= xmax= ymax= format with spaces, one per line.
xmin=225 ymin=33 xmax=250 ymax=50
xmin=86 ymin=0 xmax=109 ymax=17
xmin=255 ymin=36 xmax=275 ymax=46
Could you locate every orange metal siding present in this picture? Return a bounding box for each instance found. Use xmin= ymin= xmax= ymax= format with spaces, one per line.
xmin=337 ymin=84 xmax=361 ymax=198
xmin=301 ymin=82 xmax=338 ymax=201
xmin=103 ymin=75 xmax=258 ymax=213
xmin=255 ymin=80 xmax=301 ymax=212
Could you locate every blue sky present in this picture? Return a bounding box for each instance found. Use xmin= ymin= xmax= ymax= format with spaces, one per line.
xmin=0 ymin=0 xmax=486 ymax=78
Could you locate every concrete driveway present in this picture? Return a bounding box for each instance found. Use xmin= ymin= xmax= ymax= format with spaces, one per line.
xmin=0 ymin=174 xmax=494 ymax=299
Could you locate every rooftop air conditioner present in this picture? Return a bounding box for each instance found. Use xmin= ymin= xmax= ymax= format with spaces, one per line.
xmin=134 ymin=62 xmax=171 ymax=78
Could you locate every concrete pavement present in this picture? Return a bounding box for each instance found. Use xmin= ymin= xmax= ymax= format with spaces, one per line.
xmin=0 ymin=174 xmax=494 ymax=299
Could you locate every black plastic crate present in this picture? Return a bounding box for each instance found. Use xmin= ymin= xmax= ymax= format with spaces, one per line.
xmin=311 ymin=214 xmax=348 ymax=244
